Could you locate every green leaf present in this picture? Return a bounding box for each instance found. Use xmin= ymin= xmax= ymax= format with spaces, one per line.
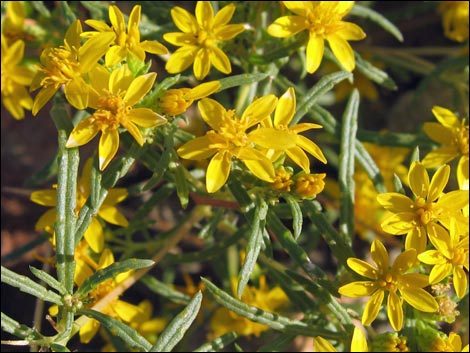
xmin=355 ymin=141 xmax=387 ymax=193
xmin=350 ymin=4 xmax=403 ymax=42
xmin=410 ymin=145 xmax=421 ymax=163
xmin=29 ymin=266 xmax=67 ymax=295
xmin=80 ymin=309 xmax=152 ymax=352
xmin=202 ymin=278 xmax=342 ymax=340
xmin=257 ymin=333 xmax=296 ymax=352
xmin=150 ymin=291 xmax=203 ymax=352
xmin=338 ymin=90 xmax=359 ymax=243
xmin=218 ymin=73 xmax=269 ymax=91
xmin=283 ymin=194 xmax=303 ymax=240
xmin=30 ymin=1 xmax=51 ymax=17
xmin=1 ymin=312 xmax=42 ymax=340
xmin=237 ymin=199 xmax=268 ymax=298
xmin=51 ymin=343 xmax=71 ymax=352
xmin=140 ymin=275 xmax=191 ymax=305
xmin=1 ymin=266 xmax=62 ymax=304
xmin=394 ymin=173 xmax=405 ymax=194
xmin=75 ymin=259 xmax=154 ymax=298
xmin=173 ymin=162 xmax=189 ymax=209
xmin=293 ymin=71 xmax=353 ymax=125
xmin=355 ymin=52 xmax=397 ymax=90
xmin=193 ymin=331 xmax=238 ymax=352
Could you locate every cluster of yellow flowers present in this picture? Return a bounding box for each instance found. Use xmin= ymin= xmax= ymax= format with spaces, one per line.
xmin=1 ymin=1 xmax=469 ymax=352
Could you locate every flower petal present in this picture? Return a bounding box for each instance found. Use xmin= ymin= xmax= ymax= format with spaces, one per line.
xmin=248 ymin=128 xmax=296 ymax=149
xmin=401 ymin=287 xmax=438 ymax=312
xmin=418 ymin=250 xmax=447 ymax=265
xmin=124 ymin=73 xmax=157 ymax=107
xmin=404 ymin=226 xmax=427 ymax=254
xmin=327 ymin=34 xmax=355 ymax=72
xmin=98 ymin=205 xmax=129 ymax=227
xmin=286 ymin=146 xmax=310 ymax=172
xmin=30 ymin=190 xmax=57 ymax=207
xmin=338 ymin=281 xmax=378 ymax=297
xmin=432 ymin=106 xmax=459 ymax=128
xmin=79 ymin=32 xmax=116 ymax=71
xmin=213 ymin=3 xmax=236 ymax=27
xmin=171 ymin=6 xmax=198 ymax=34
xmin=177 ymin=135 xmax=219 ymax=160
xmin=337 ymin=22 xmax=367 ymax=41
xmin=274 ymin=87 xmax=296 ymax=127
xmin=376 ymin=193 xmax=414 ymax=213
xmin=408 ymin=162 xmax=429 ymax=198
xmin=64 ymin=77 xmax=89 ymax=110
xmin=194 ymin=48 xmax=211 ymax=80
xmin=185 ymin=81 xmax=220 ymax=100
xmin=242 ymin=95 xmax=278 ymax=127
xmin=392 ymin=248 xmax=416 ymax=273
xmin=198 ymin=98 xmax=228 ymax=131
xmin=347 ymin=258 xmax=379 ymax=279
xmin=350 ymin=327 xmax=368 ymax=352
xmin=296 ymin=135 xmax=327 ymax=163
xmin=306 ymin=35 xmax=324 ymax=74
xmin=387 ymin=291 xmax=403 ymax=331
xmin=429 ymin=263 xmax=453 ymax=284
xmin=206 ymin=151 xmax=231 ymax=193
xmin=399 ymin=273 xmax=431 ymax=289
xmin=453 ymin=266 xmax=468 ymax=299
xmin=99 ymin=129 xmax=120 ymax=170
xmin=362 ymin=290 xmax=384 ymax=326
xmin=267 ymin=16 xmax=308 ymax=38
xmin=84 ymin=217 xmax=104 ymax=253
xmin=371 ymin=240 xmax=389 ymax=272
xmin=112 ymin=299 xmax=144 ymax=323
xmin=127 ymin=108 xmax=166 ymax=128
xmin=210 ymin=46 xmax=232 ymax=74
xmin=428 ymin=164 xmax=450 ymax=201
xmin=215 ymin=24 xmax=246 ymax=40
xmin=313 ymin=337 xmax=336 ymax=352
xmin=165 ymin=46 xmax=199 ymax=74
xmin=80 ymin=318 xmax=100 ymax=344
xmin=140 ymin=40 xmax=169 ymax=55
xmin=104 ymin=188 xmax=128 ymax=205
xmin=66 ymin=117 xmax=100 ymax=148
xmin=423 ymin=122 xmax=454 ymax=145
xmin=380 ymin=212 xmax=416 ymax=235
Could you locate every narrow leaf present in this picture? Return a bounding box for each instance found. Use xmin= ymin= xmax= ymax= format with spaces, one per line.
xmin=150 ymin=291 xmax=203 ymax=352
xmin=355 ymin=52 xmax=397 ymax=90
xmin=355 ymin=141 xmax=387 ymax=193
xmin=140 ymin=275 xmax=191 ymax=305
xmin=218 ymin=73 xmax=269 ymax=91
xmin=29 ymin=266 xmax=67 ymax=295
xmin=1 ymin=266 xmax=62 ymax=304
xmin=202 ymin=278 xmax=342 ymax=340
xmin=75 ymin=259 xmax=154 ymax=298
xmin=393 ymin=173 xmax=405 ymax=194
xmin=1 ymin=312 xmax=42 ymax=340
xmin=80 ymin=309 xmax=152 ymax=351
xmin=173 ymin=162 xmax=189 ymax=209
xmin=257 ymin=333 xmax=296 ymax=352
xmin=193 ymin=331 xmax=238 ymax=352
xmin=338 ymin=90 xmax=359 ymax=243
xmin=283 ymin=194 xmax=303 ymax=240
xmin=350 ymin=4 xmax=403 ymax=42
xmin=293 ymin=71 xmax=352 ymax=124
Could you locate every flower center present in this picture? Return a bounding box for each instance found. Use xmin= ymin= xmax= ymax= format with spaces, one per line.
xmin=413 ymin=197 xmax=434 ymax=225
xmin=455 ymin=120 xmax=469 ymax=155
xmin=218 ymin=110 xmax=249 ymax=147
xmin=450 ymin=247 xmax=467 ymax=266
xmin=40 ymin=47 xmax=80 ymax=88
xmin=196 ymin=29 xmax=216 ymax=47
xmin=378 ymin=272 xmax=398 ymax=292
xmin=306 ymin=4 xmax=345 ymax=38
xmin=93 ymin=92 xmax=129 ymax=131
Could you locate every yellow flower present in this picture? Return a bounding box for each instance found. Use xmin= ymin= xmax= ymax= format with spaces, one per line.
xmin=376 ymin=161 xmax=469 ymax=254
xmin=30 ymin=20 xmax=115 ymax=115
xmin=66 ymin=65 xmax=167 ymax=170
xmin=159 ymin=80 xmax=220 ymax=116
xmin=371 ymin=332 xmax=409 ymax=352
xmin=267 ymin=1 xmax=366 ymax=73
xmin=177 ymin=95 xmax=278 ymax=193
xmin=313 ymin=326 xmax=368 ymax=352
xmin=422 ymin=106 xmax=469 ymax=191
xmin=209 ymin=275 xmax=289 ymax=338
xmin=30 ymin=158 xmax=129 ymax=253
xmin=83 ymin=5 xmax=168 ymax=67
xmin=249 ymin=87 xmax=327 ymax=172
xmin=164 ymin=1 xmax=246 ymax=80
xmin=2 ymin=1 xmax=33 ymax=44
xmin=76 ymin=248 xmax=144 ymax=344
xmin=438 ymin=1 xmax=469 ymax=42
xmin=270 ymin=166 xmax=294 ymax=192
xmin=1 ymin=35 xmax=35 ymax=120
xmin=294 ymin=172 xmax=326 ymax=199
xmin=338 ymin=239 xmax=438 ymax=331
xmin=429 ymin=332 xmax=469 ymax=352
xmin=418 ymin=221 xmax=469 ymax=299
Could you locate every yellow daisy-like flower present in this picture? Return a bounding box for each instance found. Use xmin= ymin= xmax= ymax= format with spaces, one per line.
xmin=338 ymin=239 xmax=438 ymax=331
xmin=30 ymin=158 xmax=129 ymax=253
xmin=422 ymin=105 xmax=469 ymax=191
xmin=294 ymin=172 xmax=327 ymax=199
xmin=249 ymin=87 xmax=327 ymax=172
xmin=177 ymin=95 xmax=278 ymax=193
xmin=313 ymin=326 xmax=368 ymax=352
xmin=267 ymin=1 xmax=366 ymax=73
xmin=1 ymin=35 xmax=35 ymax=120
xmin=438 ymin=1 xmax=469 ymax=43
xmin=66 ymin=65 xmax=167 ymax=170
xmin=30 ymin=20 xmax=115 ymax=115
xmin=418 ymin=221 xmax=469 ymax=299
xmin=159 ymin=80 xmax=220 ymax=116
xmin=209 ymin=275 xmax=289 ymax=338
xmin=376 ymin=161 xmax=469 ymax=254
xmin=429 ymin=331 xmax=469 ymax=352
xmin=75 ymin=248 xmax=144 ymax=344
xmin=83 ymin=5 xmax=169 ymax=67
xmin=163 ymin=1 xmax=246 ymax=80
